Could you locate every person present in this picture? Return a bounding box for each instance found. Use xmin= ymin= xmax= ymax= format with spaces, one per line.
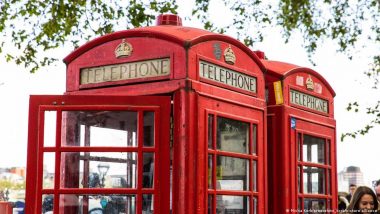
xmin=374 ymin=179 xmax=380 ymax=203
xmin=0 ymin=190 xmax=5 ymax=201
xmin=346 ymin=184 xmax=357 ymax=202
xmin=338 ymin=194 xmax=349 ymax=210
xmin=345 ymin=186 xmax=378 ymax=214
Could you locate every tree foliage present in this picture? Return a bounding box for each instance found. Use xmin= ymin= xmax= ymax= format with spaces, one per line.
xmin=192 ymin=1 xmax=379 ymax=140
xmin=0 ymin=0 xmax=177 ymax=73
xmin=0 ymin=179 xmax=26 ymax=190
xmin=0 ymin=0 xmax=379 ymax=139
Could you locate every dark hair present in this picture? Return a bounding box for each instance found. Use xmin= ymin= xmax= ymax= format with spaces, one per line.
xmin=89 ymin=172 xmax=101 ymax=188
xmin=42 ymin=194 xmax=54 ymax=212
xmin=375 ymin=179 xmax=380 ymax=187
xmin=347 ymin=186 xmax=378 ymax=211
xmin=349 ymin=184 xmax=357 ymax=187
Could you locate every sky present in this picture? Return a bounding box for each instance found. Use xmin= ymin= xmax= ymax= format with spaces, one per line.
xmin=0 ymin=1 xmax=379 ymax=191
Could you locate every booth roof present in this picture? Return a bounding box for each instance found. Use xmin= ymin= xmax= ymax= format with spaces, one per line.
xmin=262 ymin=60 xmax=336 ymax=97
xmin=63 ymin=25 xmax=265 ymax=72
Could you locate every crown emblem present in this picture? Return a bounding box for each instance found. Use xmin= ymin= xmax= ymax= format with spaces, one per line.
xmin=224 ymin=45 xmax=236 ymax=65
xmin=115 ymin=39 xmax=133 ymax=58
xmin=306 ymin=75 xmax=314 ymax=90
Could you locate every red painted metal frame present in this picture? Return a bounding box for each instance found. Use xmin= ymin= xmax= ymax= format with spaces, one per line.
xmin=262 ymin=61 xmax=335 ymax=98
xmin=54 ymin=14 xmax=267 ymax=214
xmin=63 ymin=26 xmax=265 ymax=72
xmin=171 ymin=89 xmax=198 ymax=214
xmin=264 ymin=59 xmax=337 ymax=214
xmin=197 ymin=94 xmax=266 ymax=214
xmin=206 ymin=111 xmax=260 ymax=214
xmin=267 ymin=105 xmax=337 ymax=214
xmin=291 ymin=115 xmax=337 ymax=212
xmin=64 ymin=26 xmax=266 ymax=93
xmin=26 ymin=95 xmax=171 ymax=214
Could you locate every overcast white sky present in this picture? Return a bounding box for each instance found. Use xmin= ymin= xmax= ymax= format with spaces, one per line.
xmin=0 ymin=1 xmax=379 ymax=190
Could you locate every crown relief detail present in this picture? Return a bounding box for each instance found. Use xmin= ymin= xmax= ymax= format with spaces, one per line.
xmin=306 ymin=75 xmax=314 ymax=91
xmin=115 ymin=39 xmax=133 ymax=58
xmin=224 ymin=45 xmax=236 ymax=65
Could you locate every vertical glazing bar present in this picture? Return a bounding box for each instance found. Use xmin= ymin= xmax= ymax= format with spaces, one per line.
xmin=212 ymin=114 xmax=217 ymax=214
xmin=36 ymin=109 xmax=45 ymax=213
xmin=325 ymin=138 xmax=329 ymax=199
xmin=137 ymin=110 xmax=144 ymax=213
xmin=54 ymin=109 xmax=62 ymax=214
xmin=299 ymin=133 xmax=304 ymax=192
xmin=213 ymin=115 xmax=216 ymax=150
xmin=249 ymin=124 xmax=254 ymax=214
xmin=82 ymin=125 xmax=90 ymax=214
xmin=206 ymin=114 xmax=214 ymax=213
xmin=299 ymin=133 xmax=304 ymax=210
xmin=152 ymin=110 xmax=159 ymax=212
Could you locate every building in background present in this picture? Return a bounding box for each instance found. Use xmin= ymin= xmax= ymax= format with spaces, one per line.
xmin=0 ymin=167 xmax=26 ymax=183
xmin=338 ymin=166 xmax=364 ymax=192
xmin=9 ymin=167 xmax=26 ymax=178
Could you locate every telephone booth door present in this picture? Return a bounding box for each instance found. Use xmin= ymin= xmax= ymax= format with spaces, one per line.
xmin=198 ymin=95 xmax=266 ymax=214
xmin=26 ymin=95 xmax=170 ymax=214
xmin=291 ymin=118 xmax=336 ymax=211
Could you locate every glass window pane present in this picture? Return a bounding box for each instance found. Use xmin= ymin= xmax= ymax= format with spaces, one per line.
xmin=216 ymin=195 xmax=249 ymax=214
xmin=208 ymin=115 xmax=214 ymax=149
xmin=143 ymin=194 xmax=154 ymax=213
xmin=297 ymin=133 xmax=302 ymax=161
xmin=59 ymin=194 xmax=136 ymax=213
xmin=43 ymin=153 xmax=55 ymax=189
xmin=252 ymin=124 xmax=257 ymax=154
xmin=143 ymin=112 xmax=154 ymax=147
xmin=60 ymin=152 xmax=137 ymax=189
xmin=302 ymin=134 xmax=325 ymax=164
xmin=42 ymin=194 xmax=54 ymax=213
xmin=298 ymin=198 xmax=302 ymax=213
xmin=216 ymin=156 xmax=248 ymax=191
xmin=143 ymin=153 xmax=154 ymax=188
xmin=61 ymin=111 xmax=137 ymax=147
xmin=208 ymin=154 xmax=213 ymax=189
xmin=208 ymin=194 xmax=213 ymax=214
xmin=327 ymin=139 xmax=330 ymax=165
xmin=303 ymin=167 xmax=325 ymax=194
xmin=303 ymin=198 xmax=326 ymax=213
xmin=252 ymin=161 xmax=257 ymax=192
xmin=253 ymin=197 xmax=257 ymax=214
xmin=298 ymin=166 xmax=301 ymax=193
xmin=327 ymin=169 xmax=331 ymax=195
xmin=217 ymin=117 xmax=249 ymax=154
xmin=44 ymin=111 xmax=57 ymax=147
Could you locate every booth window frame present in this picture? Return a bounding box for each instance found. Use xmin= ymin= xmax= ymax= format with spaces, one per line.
xmin=206 ymin=111 xmax=259 ymax=214
xmin=35 ymin=102 xmax=168 ymax=214
xmin=296 ymin=131 xmax=332 ymax=212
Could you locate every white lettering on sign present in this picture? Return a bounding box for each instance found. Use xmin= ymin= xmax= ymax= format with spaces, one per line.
xmin=199 ymin=60 xmax=257 ymax=93
xmin=80 ymin=58 xmax=170 ymax=85
xmin=290 ymin=89 xmax=329 ymax=114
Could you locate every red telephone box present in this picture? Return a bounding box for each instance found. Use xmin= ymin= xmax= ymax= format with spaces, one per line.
xmin=262 ymin=57 xmax=337 ymax=213
xmin=25 ymin=14 xmax=267 ymax=213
